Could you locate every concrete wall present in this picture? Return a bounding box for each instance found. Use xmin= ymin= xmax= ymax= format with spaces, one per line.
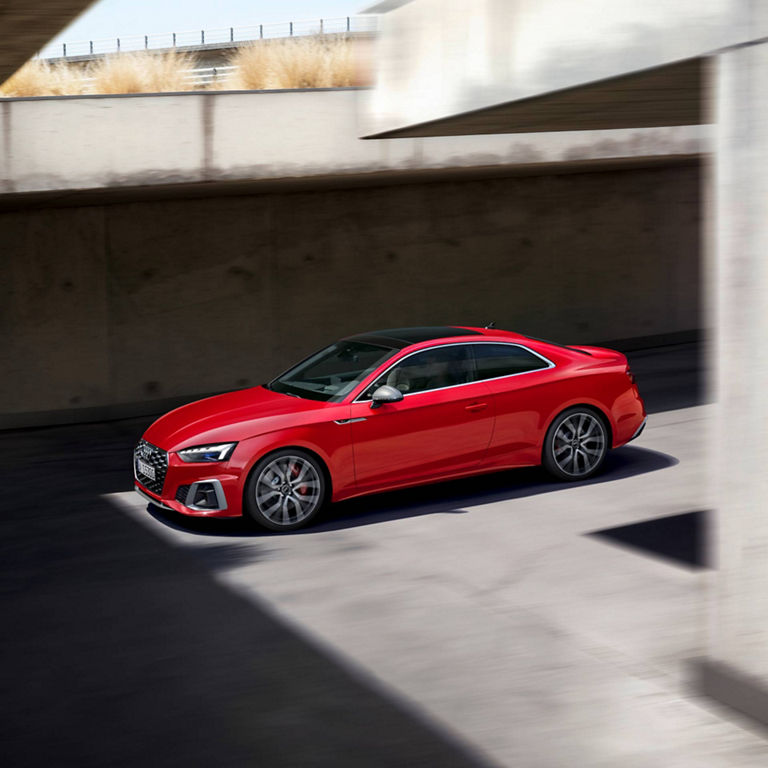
xmin=0 ymin=161 xmax=700 ymax=427
xmin=0 ymin=89 xmax=704 ymax=197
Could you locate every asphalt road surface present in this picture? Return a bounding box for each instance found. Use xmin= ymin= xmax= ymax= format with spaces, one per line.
xmin=9 ymin=341 xmax=767 ymax=768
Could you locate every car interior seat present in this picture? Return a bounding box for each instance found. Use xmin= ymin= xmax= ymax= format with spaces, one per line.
xmin=386 ymin=367 xmax=411 ymax=393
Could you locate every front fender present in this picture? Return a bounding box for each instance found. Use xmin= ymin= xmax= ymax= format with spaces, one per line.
xmin=232 ymin=423 xmax=356 ymax=504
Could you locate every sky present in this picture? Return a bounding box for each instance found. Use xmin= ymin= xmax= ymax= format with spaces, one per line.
xmin=48 ymin=1 xmax=367 ymax=48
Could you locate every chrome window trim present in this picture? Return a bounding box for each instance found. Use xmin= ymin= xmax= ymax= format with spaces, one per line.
xmin=352 ymin=341 xmax=556 ymax=403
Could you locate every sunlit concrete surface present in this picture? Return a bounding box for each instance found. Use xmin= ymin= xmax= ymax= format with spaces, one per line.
xmin=110 ymin=402 xmax=768 ymax=767
xmin=0 ymin=89 xmax=706 ymax=197
xmin=700 ymin=16 xmax=768 ymax=717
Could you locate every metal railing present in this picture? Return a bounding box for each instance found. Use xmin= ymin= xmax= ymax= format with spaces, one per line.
xmin=40 ymin=16 xmax=377 ymax=61
xmin=185 ymin=65 xmax=237 ymax=87
xmin=67 ymin=64 xmax=344 ymax=91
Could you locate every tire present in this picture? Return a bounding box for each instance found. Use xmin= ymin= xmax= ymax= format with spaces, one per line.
xmin=244 ymin=448 xmax=327 ymax=531
xmin=542 ymin=407 xmax=609 ymax=481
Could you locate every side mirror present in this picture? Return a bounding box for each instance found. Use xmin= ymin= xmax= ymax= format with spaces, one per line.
xmin=370 ymin=384 xmax=404 ymax=409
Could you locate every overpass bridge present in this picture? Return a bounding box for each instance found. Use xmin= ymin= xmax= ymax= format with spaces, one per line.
xmin=0 ymin=0 xmax=94 ymax=82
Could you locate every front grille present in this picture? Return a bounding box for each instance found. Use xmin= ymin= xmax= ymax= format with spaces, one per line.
xmin=134 ymin=439 xmax=168 ymax=496
xmin=175 ymin=485 xmax=191 ymax=504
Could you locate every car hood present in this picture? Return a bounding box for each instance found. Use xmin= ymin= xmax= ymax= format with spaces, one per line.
xmin=142 ymin=386 xmax=325 ymax=451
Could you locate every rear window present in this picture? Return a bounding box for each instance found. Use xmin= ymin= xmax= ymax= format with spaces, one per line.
xmin=472 ymin=344 xmax=549 ymax=380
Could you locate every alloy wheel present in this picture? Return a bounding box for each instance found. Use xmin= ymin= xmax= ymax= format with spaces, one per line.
xmin=552 ymin=412 xmax=606 ymax=477
xmin=255 ymin=454 xmax=322 ymax=526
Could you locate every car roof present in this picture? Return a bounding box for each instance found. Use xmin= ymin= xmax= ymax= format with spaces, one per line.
xmin=344 ymin=326 xmax=485 ymax=349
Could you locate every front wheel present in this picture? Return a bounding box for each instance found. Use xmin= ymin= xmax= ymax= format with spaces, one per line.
xmin=245 ymin=449 xmax=327 ymax=531
xmin=542 ymin=408 xmax=608 ymax=481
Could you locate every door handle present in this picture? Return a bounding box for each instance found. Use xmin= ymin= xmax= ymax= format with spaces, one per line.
xmin=465 ymin=402 xmax=488 ymax=412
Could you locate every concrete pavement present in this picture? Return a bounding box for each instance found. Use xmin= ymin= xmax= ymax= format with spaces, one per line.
xmin=6 ymin=341 xmax=765 ymax=767
xmin=0 ymin=416 xmax=488 ymax=767
xmin=109 ymin=402 xmax=768 ymax=767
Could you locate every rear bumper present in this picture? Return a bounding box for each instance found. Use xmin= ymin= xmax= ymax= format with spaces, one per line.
xmin=628 ymin=417 xmax=647 ymax=442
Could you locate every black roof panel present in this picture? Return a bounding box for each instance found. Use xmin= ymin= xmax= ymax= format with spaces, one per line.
xmin=346 ymin=326 xmax=481 ymax=349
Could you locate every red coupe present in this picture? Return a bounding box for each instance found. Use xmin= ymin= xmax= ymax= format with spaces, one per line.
xmin=134 ymin=326 xmax=646 ymax=530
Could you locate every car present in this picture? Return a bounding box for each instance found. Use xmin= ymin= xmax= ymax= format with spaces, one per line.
xmin=134 ymin=326 xmax=646 ymax=531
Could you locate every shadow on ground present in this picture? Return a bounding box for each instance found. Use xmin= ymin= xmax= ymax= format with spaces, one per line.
xmin=0 ymin=419 xmax=493 ymax=768
xmin=588 ymin=510 xmax=708 ymax=570
xmin=0 ymin=341 xmax=702 ymax=766
xmin=144 ymin=445 xmax=678 ymax=537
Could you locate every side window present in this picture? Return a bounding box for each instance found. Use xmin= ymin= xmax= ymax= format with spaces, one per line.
xmin=472 ymin=344 xmax=548 ymax=380
xmin=368 ymin=345 xmax=474 ymax=396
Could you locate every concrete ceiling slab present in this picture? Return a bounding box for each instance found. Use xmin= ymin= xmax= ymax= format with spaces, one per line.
xmin=365 ymin=58 xmax=706 ymax=139
xmin=0 ymin=0 xmax=94 ymax=83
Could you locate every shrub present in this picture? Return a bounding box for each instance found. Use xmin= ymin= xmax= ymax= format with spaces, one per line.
xmin=0 ymin=59 xmax=83 ymax=97
xmin=222 ymin=36 xmax=358 ymax=91
xmin=87 ymin=50 xmax=195 ymax=94
xmin=219 ymin=41 xmax=274 ymax=90
xmin=0 ymin=37 xmax=368 ymax=97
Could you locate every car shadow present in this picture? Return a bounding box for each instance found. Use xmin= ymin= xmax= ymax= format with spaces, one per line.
xmin=144 ymin=445 xmax=678 ymax=537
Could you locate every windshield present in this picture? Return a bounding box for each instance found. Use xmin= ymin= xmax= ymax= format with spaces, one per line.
xmin=267 ymin=340 xmax=396 ymax=402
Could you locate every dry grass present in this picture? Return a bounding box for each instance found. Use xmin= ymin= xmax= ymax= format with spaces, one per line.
xmin=87 ymin=50 xmax=195 ymax=94
xmin=0 ymin=59 xmax=83 ymax=97
xmin=220 ymin=42 xmax=274 ymax=90
xmin=222 ymin=36 xmax=358 ymax=91
xmin=0 ymin=37 xmax=367 ymax=97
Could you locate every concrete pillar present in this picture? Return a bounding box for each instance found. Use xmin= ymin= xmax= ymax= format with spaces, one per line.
xmin=698 ymin=36 xmax=768 ymax=718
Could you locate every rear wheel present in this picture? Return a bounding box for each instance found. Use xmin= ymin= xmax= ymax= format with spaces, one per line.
xmin=542 ymin=407 xmax=608 ymax=481
xmin=245 ymin=449 xmax=327 ymax=531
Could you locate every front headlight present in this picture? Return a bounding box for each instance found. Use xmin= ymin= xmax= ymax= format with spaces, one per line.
xmin=177 ymin=443 xmax=237 ymax=463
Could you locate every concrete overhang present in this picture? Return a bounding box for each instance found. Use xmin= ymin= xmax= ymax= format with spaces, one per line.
xmin=0 ymin=0 xmax=95 ymax=82
xmin=361 ymin=0 xmax=756 ymax=139
xmin=363 ymin=1 xmax=416 ymax=11
xmin=365 ymin=57 xmax=706 ymax=138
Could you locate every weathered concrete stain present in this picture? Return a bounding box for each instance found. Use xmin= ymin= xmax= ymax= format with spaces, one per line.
xmin=0 ymin=90 xmax=706 ymax=199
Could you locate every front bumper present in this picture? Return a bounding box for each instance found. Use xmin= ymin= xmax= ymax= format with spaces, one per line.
xmin=135 ymin=484 xmax=175 ymax=512
xmin=135 ymin=478 xmax=242 ymax=517
xmin=134 ymin=447 xmax=243 ymax=518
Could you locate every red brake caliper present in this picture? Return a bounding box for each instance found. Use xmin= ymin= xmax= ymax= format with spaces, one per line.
xmin=291 ymin=463 xmax=308 ymax=495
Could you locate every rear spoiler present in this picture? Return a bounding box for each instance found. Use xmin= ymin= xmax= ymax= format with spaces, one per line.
xmin=568 ymin=345 xmax=627 ymax=363
xmin=522 ymin=335 xmax=625 ymax=362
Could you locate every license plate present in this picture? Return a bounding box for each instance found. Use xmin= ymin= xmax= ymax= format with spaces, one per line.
xmin=137 ymin=458 xmax=155 ymax=480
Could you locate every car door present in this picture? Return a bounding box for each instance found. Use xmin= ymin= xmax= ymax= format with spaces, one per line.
xmin=471 ymin=342 xmax=556 ymax=466
xmin=348 ymin=344 xmax=495 ymax=491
